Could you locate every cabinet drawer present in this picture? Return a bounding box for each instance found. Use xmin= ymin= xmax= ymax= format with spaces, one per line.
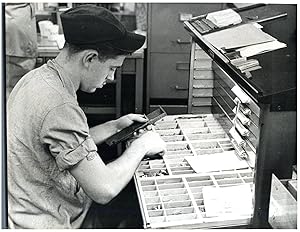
xmin=194 ymin=70 xmax=213 ymax=79
xmin=149 ymin=3 xmax=223 ymax=53
xmin=150 ymin=53 xmax=190 ymax=99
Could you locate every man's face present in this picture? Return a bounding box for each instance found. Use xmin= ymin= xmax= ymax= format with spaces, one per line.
xmin=80 ymin=55 xmax=126 ymax=93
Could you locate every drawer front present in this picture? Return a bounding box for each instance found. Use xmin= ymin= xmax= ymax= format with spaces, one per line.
xmin=149 ymin=3 xmax=223 ymax=53
xmin=212 ymin=62 xmax=261 ymax=153
xmin=213 ymin=62 xmax=260 ymax=117
xmin=150 ymin=53 xmax=190 ymax=99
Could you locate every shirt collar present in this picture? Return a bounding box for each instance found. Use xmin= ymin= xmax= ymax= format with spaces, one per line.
xmin=46 ymin=59 xmax=77 ymax=99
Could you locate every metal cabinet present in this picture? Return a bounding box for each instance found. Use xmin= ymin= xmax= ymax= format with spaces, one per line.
xmin=149 ymin=53 xmax=190 ymax=99
xmin=146 ymin=3 xmax=225 ymax=114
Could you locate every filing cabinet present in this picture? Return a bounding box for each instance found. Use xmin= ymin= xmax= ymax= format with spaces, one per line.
xmin=146 ymin=3 xmax=225 ymax=114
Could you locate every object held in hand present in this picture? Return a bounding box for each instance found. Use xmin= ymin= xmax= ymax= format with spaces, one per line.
xmin=105 ymin=106 xmax=167 ymax=146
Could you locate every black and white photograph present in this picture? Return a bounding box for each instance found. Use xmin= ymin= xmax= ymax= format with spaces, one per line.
xmin=1 ymin=1 xmax=297 ymax=229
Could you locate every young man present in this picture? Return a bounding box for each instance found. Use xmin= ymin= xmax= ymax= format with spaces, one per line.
xmin=7 ymin=5 xmax=166 ymax=229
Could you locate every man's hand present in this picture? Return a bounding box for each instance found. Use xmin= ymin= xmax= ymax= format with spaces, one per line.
xmin=115 ymin=114 xmax=148 ymax=131
xmin=130 ymin=130 xmax=167 ymax=158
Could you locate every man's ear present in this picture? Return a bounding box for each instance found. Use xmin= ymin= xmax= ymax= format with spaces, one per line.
xmin=82 ymin=50 xmax=99 ymax=68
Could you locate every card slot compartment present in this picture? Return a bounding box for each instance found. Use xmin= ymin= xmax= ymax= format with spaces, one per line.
xmin=213 ymin=173 xmax=240 ymax=179
xmin=188 ymin=180 xmax=214 ymax=188
xmin=169 ymin=162 xmax=190 ymax=168
xmin=143 ymin=191 xmax=159 ymax=198
xmin=195 ymin=148 xmax=224 ymax=155
xmin=190 ymin=186 xmax=211 ymax=193
xmin=165 ymin=206 xmax=195 ymax=216
xmin=156 ymin=178 xmax=183 ymax=185
xmin=166 ymin=143 xmax=190 ymax=151
xmin=148 ymin=210 xmax=165 ymax=217
xmin=164 ymin=155 xmax=190 ymax=160
xmin=170 ymin=166 xmax=193 ymax=171
xmin=171 ymin=170 xmax=196 ymax=175
xmin=140 ymin=180 xmax=156 ymax=186
xmin=157 ymin=129 xmax=182 ymax=136
xmin=139 ymin=164 xmax=150 ymax=170
xmin=217 ymin=178 xmax=243 ymax=185
xmin=146 ymin=203 xmax=163 ymax=210
xmin=179 ymin=122 xmax=207 ymax=128
xmin=159 ymin=188 xmax=188 ymax=196
xmin=142 ymin=185 xmax=157 ymax=191
xmin=149 ymin=160 xmax=165 ymax=165
xmin=188 ymin=133 xmax=226 ymax=140
xmin=144 ymin=196 xmax=161 ymax=204
xmin=162 ymin=194 xmax=190 ymax=202
xmin=157 ymin=183 xmax=185 ymax=190
xmin=182 ymin=127 xmax=211 ymax=134
xmin=149 ymin=216 xmax=166 ymax=223
xmin=151 ymin=164 xmax=166 ymax=169
xmin=163 ymin=200 xmax=193 ymax=209
xmin=155 ymin=123 xmax=178 ymax=130
xmin=165 ymin=213 xmax=198 ymax=221
xmin=162 ymin=135 xmax=186 ymax=142
xmin=191 ymin=141 xmax=220 ymax=149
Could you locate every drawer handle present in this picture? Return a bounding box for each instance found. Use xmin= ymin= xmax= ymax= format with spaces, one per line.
xmin=176 ymin=39 xmax=191 ymax=44
xmin=176 ymin=61 xmax=189 ymax=70
xmin=174 ymin=85 xmax=188 ymax=91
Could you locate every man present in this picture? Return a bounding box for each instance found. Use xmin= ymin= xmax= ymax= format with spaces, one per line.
xmin=5 ymin=3 xmax=38 ymax=98
xmin=7 ymin=5 xmax=166 ymax=229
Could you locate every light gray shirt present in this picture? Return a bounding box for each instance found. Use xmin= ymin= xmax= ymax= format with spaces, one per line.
xmin=7 ymin=60 xmax=96 ymax=228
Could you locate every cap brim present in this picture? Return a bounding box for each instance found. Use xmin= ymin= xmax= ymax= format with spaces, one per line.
xmin=106 ymin=31 xmax=146 ymax=53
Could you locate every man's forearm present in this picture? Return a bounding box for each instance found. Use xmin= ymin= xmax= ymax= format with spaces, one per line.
xmin=89 ymin=120 xmax=118 ymax=144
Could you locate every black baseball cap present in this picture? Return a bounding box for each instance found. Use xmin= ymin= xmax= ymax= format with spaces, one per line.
xmin=60 ymin=4 xmax=145 ymax=53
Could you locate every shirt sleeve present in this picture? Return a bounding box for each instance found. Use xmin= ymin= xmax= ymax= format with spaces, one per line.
xmin=40 ymin=102 xmax=97 ymax=171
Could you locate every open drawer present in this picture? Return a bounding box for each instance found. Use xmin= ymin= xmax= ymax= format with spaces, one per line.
xmin=134 ymin=113 xmax=255 ymax=228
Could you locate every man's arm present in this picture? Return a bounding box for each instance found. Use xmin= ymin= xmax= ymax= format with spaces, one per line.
xmin=89 ymin=114 xmax=147 ymax=144
xmin=70 ymin=131 xmax=166 ymax=204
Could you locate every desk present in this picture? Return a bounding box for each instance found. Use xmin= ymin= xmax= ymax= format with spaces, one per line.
xmin=37 ymin=36 xmax=145 ymax=118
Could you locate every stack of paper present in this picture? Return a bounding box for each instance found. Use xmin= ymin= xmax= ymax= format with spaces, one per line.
xmin=236 ymin=40 xmax=287 ymax=57
xmin=203 ymin=23 xmax=276 ymax=50
xmin=206 ymin=9 xmax=242 ymax=28
xmin=184 ymin=150 xmax=249 ymax=173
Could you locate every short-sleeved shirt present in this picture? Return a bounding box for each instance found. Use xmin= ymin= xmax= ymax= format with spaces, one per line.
xmin=7 ymin=59 xmax=97 ymax=228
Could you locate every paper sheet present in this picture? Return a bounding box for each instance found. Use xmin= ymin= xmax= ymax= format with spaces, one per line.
xmin=237 ymin=40 xmax=287 ymax=57
xmin=203 ymin=23 xmax=276 ymax=50
xmin=203 ymin=184 xmax=253 ymax=217
xmin=184 ymin=150 xmax=249 ymax=173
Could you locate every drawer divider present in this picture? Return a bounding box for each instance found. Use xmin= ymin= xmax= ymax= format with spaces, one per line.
xmin=182 ymin=177 xmax=204 ymax=222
